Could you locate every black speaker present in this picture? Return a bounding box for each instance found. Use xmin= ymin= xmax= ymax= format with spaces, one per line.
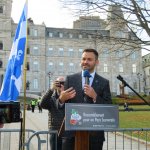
xmin=0 ymin=102 xmax=21 ymax=123
xmin=10 ymin=102 xmax=21 ymax=122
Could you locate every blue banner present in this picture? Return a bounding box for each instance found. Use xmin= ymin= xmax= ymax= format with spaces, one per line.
xmin=0 ymin=2 xmax=27 ymax=101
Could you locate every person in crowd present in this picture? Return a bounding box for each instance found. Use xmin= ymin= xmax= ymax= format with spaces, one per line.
xmin=41 ymin=77 xmax=65 ymax=150
xmin=37 ymin=97 xmax=42 ymax=113
xmin=124 ymin=102 xmax=129 ymax=111
xmin=31 ymin=99 xmax=36 ymax=113
xmin=56 ymin=48 xmax=112 ymax=150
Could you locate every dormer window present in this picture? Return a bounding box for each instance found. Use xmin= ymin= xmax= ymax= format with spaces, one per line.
xmin=0 ymin=60 xmax=2 ymax=68
xmin=0 ymin=6 xmax=3 ymax=13
xmin=49 ymin=32 xmax=53 ymax=38
xmin=79 ymin=34 xmax=82 ymax=39
xmin=59 ymin=33 xmax=63 ymax=38
xmin=0 ymin=42 xmax=3 ymax=50
xmin=69 ymin=34 xmax=73 ymax=38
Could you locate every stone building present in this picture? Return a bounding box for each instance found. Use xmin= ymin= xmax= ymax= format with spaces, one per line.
xmin=142 ymin=53 xmax=150 ymax=95
xmin=0 ymin=0 xmax=143 ymax=97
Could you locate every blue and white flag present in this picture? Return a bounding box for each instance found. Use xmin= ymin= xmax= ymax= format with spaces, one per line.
xmin=0 ymin=2 xmax=27 ymax=101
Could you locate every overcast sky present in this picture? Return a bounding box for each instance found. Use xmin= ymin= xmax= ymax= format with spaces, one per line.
xmin=11 ymin=0 xmax=149 ymax=56
xmin=11 ymin=0 xmax=76 ymax=28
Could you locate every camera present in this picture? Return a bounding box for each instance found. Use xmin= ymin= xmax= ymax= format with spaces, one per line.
xmin=56 ymin=81 xmax=65 ymax=88
xmin=59 ymin=81 xmax=65 ymax=85
xmin=0 ymin=101 xmax=21 ymax=123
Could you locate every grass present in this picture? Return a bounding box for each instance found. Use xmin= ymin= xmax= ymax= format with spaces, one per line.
xmin=119 ymin=111 xmax=150 ymax=141
xmin=119 ymin=105 xmax=150 ymax=110
xmin=119 ymin=111 xmax=150 ymax=128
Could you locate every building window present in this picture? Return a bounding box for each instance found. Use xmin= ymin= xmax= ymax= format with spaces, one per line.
xmin=59 ymin=62 xmax=64 ymax=72
xmin=0 ymin=6 xmax=3 ymax=13
xmin=102 ymin=48 xmax=109 ymax=57
xmin=59 ymin=33 xmax=63 ymax=38
xmin=115 ymin=31 xmax=125 ymax=38
xmin=78 ymin=49 xmax=83 ymax=57
xmin=104 ymin=64 xmax=108 ymax=72
xmin=26 ymin=62 xmax=30 ymax=70
xmin=0 ymin=60 xmax=3 ymax=68
xmin=26 ymin=80 xmax=30 ymax=90
xmin=116 ymin=49 xmax=123 ymax=58
xmin=33 ymin=61 xmax=39 ymax=71
xmin=79 ymin=34 xmax=82 ymax=39
xmin=33 ymin=29 xmax=38 ymax=36
xmin=30 ymin=29 xmax=38 ymax=36
xmin=88 ymin=35 xmax=92 ymax=39
xmin=48 ymin=47 xmax=53 ymax=56
xmin=132 ymin=64 xmax=136 ymax=73
xmin=0 ymin=42 xmax=3 ymax=50
xmin=33 ymin=79 xmax=38 ymax=89
xmin=69 ymin=34 xmax=73 ymax=38
xmin=58 ymin=48 xmax=64 ymax=56
xmin=131 ymin=51 xmax=136 ymax=59
xmin=48 ymin=62 xmax=54 ymax=72
xmin=49 ymin=32 xmax=53 ymax=37
xmin=27 ymin=47 xmax=30 ymax=54
xmin=119 ymin=64 xmax=123 ymax=72
xmin=133 ymin=81 xmax=137 ymax=89
xmin=68 ymin=48 xmax=74 ymax=57
xmin=33 ymin=46 xmax=39 ymax=55
xmin=69 ymin=63 xmax=74 ymax=73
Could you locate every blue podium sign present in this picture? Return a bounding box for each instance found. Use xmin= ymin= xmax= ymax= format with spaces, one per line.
xmin=65 ymin=103 xmax=119 ymax=131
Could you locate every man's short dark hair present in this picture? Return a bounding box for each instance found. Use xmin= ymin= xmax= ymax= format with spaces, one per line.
xmin=82 ymin=48 xmax=99 ymax=60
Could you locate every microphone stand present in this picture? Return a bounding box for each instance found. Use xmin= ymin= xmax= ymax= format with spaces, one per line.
xmin=117 ymin=75 xmax=150 ymax=106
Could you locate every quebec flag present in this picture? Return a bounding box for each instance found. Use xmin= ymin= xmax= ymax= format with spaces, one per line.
xmin=0 ymin=2 xmax=27 ymax=101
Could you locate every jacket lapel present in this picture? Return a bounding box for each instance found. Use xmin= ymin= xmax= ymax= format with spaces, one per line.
xmin=75 ymin=73 xmax=84 ymax=103
xmin=92 ymin=73 xmax=98 ymax=86
xmin=92 ymin=73 xmax=100 ymax=92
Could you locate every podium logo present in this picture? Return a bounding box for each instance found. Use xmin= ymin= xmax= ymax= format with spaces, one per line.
xmin=70 ymin=109 xmax=81 ymax=125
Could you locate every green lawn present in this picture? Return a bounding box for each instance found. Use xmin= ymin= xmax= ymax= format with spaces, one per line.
xmin=119 ymin=111 xmax=150 ymax=141
xmin=119 ymin=111 xmax=150 ymax=128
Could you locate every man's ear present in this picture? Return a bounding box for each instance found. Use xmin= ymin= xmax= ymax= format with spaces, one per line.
xmin=96 ymin=60 xmax=99 ymax=65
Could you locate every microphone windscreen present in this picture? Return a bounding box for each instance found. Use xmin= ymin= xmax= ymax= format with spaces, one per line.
xmin=83 ymin=70 xmax=91 ymax=77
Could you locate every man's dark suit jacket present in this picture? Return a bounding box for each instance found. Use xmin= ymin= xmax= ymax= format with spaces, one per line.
xmin=58 ymin=72 xmax=112 ymax=142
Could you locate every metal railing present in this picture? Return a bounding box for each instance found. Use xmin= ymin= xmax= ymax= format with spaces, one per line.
xmin=104 ymin=128 xmax=150 ymax=150
xmin=25 ymin=130 xmax=57 ymax=150
xmin=0 ymin=128 xmax=150 ymax=150
xmin=0 ymin=129 xmax=35 ymax=150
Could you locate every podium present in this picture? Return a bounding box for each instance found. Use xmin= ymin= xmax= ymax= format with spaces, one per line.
xmin=75 ymin=131 xmax=89 ymax=150
xmin=64 ymin=103 xmax=119 ymax=150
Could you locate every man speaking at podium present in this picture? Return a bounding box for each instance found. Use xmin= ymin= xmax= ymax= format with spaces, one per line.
xmin=57 ymin=48 xmax=112 ymax=150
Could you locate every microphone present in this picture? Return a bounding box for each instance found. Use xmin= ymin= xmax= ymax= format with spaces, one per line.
xmin=83 ymin=70 xmax=91 ymax=103
xmin=83 ymin=70 xmax=91 ymax=85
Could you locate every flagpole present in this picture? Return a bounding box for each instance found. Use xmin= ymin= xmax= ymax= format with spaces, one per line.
xmin=0 ymin=1 xmax=27 ymax=149
xmin=22 ymin=1 xmax=28 ymax=149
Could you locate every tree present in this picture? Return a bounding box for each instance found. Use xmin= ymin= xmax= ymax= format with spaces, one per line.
xmin=61 ymin=0 xmax=150 ymax=54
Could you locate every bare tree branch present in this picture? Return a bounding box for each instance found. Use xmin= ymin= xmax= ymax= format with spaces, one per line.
xmin=60 ymin=0 xmax=150 ymax=55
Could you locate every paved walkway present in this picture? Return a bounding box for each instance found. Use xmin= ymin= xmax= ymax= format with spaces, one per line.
xmin=0 ymin=108 xmax=150 ymax=150
xmin=1 ymin=108 xmax=48 ymax=150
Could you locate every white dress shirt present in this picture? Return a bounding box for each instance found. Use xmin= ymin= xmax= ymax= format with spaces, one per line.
xmin=82 ymin=70 xmax=95 ymax=88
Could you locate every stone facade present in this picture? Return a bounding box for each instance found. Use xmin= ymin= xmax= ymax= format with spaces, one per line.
xmin=142 ymin=53 xmax=150 ymax=95
xmin=0 ymin=0 xmax=143 ymax=96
